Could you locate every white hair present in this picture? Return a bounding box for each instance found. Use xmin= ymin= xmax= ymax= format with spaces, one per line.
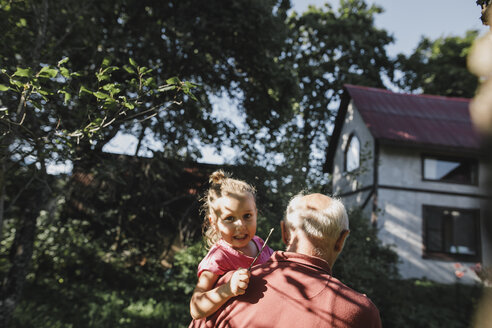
xmin=284 ymin=193 xmax=349 ymax=240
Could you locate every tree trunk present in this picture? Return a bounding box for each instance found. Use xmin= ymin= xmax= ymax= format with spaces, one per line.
xmin=0 ymin=196 xmax=40 ymax=326
xmin=0 ymin=152 xmax=50 ymax=326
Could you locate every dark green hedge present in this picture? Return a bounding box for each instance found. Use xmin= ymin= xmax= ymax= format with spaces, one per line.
xmin=9 ymin=209 xmax=483 ymax=327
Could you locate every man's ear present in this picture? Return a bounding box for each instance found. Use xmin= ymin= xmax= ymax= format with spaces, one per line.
xmin=334 ymin=229 xmax=350 ymax=252
xmin=280 ymin=220 xmax=290 ymax=245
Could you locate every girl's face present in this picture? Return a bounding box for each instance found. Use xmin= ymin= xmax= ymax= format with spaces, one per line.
xmin=212 ymin=193 xmax=257 ymax=251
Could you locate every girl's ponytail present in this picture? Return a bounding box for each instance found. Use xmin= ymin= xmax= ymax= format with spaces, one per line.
xmin=209 ymin=170 xmax=228 ymax=185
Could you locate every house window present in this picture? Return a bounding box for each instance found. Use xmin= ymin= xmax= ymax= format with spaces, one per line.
xmin=344 ymin=134 xmax=360 ymax=172
xmin=423 ymin=205 xmax=480 ymax=261
xmin=422 ymin=155 xmax=478 ymax=185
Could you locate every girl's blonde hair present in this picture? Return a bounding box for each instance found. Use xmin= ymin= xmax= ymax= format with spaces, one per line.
xmin=201 ymin=170 xmax=256 ymax=248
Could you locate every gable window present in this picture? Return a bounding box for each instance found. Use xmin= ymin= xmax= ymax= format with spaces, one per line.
xmin=422 ymin=155 xmax=478 ymax=185
xmin=423 ymin=205 xmax=480 ymax=261
xmin=344 ymin=134 xmax=360 ymax=172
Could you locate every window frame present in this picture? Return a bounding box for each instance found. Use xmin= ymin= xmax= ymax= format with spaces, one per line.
xmin=422 ymin=204 xmax=481 ymax=262
xmin=344 ymin=133 xmax=360 ymax=173
xmin=421 ymin=154 xmax=479 ymax=186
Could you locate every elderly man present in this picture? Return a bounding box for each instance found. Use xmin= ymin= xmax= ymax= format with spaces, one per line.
xmin=190 ymin=193 xmax=382 ymax=328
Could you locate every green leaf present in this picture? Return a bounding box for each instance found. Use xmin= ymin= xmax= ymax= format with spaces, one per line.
xmin=29 ymin=100 xmax=42 ymax=109
xmin=37 ymin=89 xmax=53 ymax=96
xmin=16 ymin=18 xmax=27 ymax=27
xmin=0 ymin=84 xmax=9 ymax=91
xmin=144 ymin=77 xmax=154 ymax=87
xmin=101 ymin=66 xmax=118 ymax=75
xmin=102 ymin=83 xmax=121 ymax=95
xmin=57 ymin=57 xmax=69 ymax=66
xmin=102 ymin=83 xmax=115 ymax=91
xmin=165 ymin=76 xmax=180 ymax=84
xmin=123 ymin=65 xmax=135 ymax=74
xmin=129 ymin=58 xmax=138 ymax=67
xmin=186 ymin=91 xmax=198 ymax=101
xmin=93 ymin=91 xmax=109 ymax=99
xmin=79 ymin=85 xmax=93 ymax=96
xmin=38 ymin=66 xmax=58 ymax=78
xmin=9 ymin=79 xmax=24 ymax=88
xmin=58 ymin=90 xmax=71 ymax=104
xmin=184 ymin=81 xmax=200 ymax=89
xmin=124 ymin=102 xmax=135 ymax=109
xmin=140 ymin=67 xmax=153 ymax=75
xmin=64 ymin=92 xmax=71 ymax=104
xmin=97 ymin=66 xmax=118 ymax=82
xmin=102 ymin=58 xmax=111 ymax=67
xmin=157 ymin=85 xmax=176 ymax=92
xmin=60 ymin=67 xmax=70 ymax=78
xmin=97 ymin=74 xmax=110 ymax=82
xmin=12 ymin=67 xmax=32 ymax=77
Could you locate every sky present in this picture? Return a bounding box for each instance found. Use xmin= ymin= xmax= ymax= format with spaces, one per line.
xmin=60 ymin=1 xmax=489 ymax=170
xmin=291 ymin=0 xmax=488 ymax=56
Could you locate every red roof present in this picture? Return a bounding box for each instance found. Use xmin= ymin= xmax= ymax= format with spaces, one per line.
xmin=344 ymin=84 xmax=482 ymax=150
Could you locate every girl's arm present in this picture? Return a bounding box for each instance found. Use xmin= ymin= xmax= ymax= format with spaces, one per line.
xmin=190 ymin=268 xmax=250 ymax=320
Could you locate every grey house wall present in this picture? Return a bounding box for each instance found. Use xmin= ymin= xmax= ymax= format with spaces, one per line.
xmin=332 ymin=100 xmax=488 ymax=284
xmin=332 ymin=101 xmax=374 ymax=220
xmin=378 ymin=146 xmax=489 ymax=283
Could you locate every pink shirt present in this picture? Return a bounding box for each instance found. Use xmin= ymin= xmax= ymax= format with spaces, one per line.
xmin=197 ymin=235 xmax=274 ymax=277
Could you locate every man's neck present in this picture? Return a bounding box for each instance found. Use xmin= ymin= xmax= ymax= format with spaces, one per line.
xmin=286 ymin=237 xmax=336 ymax=270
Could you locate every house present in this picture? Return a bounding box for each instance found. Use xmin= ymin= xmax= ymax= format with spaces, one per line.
xmin=324 ymin=84 xmax=491 ymax=283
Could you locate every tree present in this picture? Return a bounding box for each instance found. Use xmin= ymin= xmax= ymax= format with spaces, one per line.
xmin=396 ymin=30 xmax=479 ymax=98
xmin=0 ymin=51 xmax=200 ymax=327
xmin=0 ymin=0 xmax=298 ymax=324
xmin=250 ymin=0 xmax=394 ymax=193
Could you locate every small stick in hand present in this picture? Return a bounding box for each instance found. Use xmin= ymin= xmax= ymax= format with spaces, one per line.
xmin=248 ymin=228 xmax=274 ymax=271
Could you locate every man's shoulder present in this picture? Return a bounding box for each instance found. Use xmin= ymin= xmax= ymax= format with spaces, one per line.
xmin=327 ymin=276 xmax=381 ymax=325
xmin=329 ymin=275 xmax=377 ymax=306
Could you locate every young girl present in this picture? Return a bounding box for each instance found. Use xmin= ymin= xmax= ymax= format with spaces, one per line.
xmin=189 ymin=170 xmax=274 ymax=320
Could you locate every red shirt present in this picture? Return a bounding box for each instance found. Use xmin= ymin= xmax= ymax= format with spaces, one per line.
xmin=190 ymin=251 xmax=382 ymax=328
xmin=197 ymin=235 xmax=274 ymax=277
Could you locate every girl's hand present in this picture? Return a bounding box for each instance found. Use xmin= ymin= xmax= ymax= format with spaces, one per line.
xmin=228 ymin=268 xmax=250 ymax=296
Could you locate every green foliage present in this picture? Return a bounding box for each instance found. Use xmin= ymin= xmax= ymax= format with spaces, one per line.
xmin=0 ymin=0 xmax=297 ymax=161
xmin=396 ymin=30 xmax=479 ymax=98
xmin=254 ymin=0 xmax=394 ymax=193
xmin=3 ymin=162 xmax=283 ymax=327
xmin=335 ymin=209 xmax=401 ymax=289
xmin=8 ymin=203 xmax=482 ymax=328
xmin=1 ymin=1 xmax=296 ymax=323
xmin=0 ymin=57 xmax=195 ymax=150
xmin=383 ymin=279 xmax=482 ymax=328
xmin=6 ymin=195 xmax=205 ymax=328
xmin=334 ymin=208 xmax=401 ymax=324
